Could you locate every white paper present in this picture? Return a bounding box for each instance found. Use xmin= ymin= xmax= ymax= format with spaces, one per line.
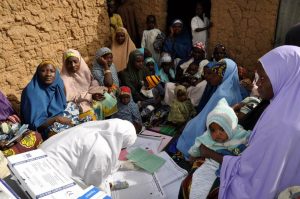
xmin=155 ymin=152 xmax=188 ymax=187
xmin=128 ymin=135 xmax=162 ymax=154
xmin=110 ymin=170 xmax=165 ymax=199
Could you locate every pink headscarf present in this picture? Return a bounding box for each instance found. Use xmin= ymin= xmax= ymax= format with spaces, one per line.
xmin=61 ymin=49 xmax=99 ymax=112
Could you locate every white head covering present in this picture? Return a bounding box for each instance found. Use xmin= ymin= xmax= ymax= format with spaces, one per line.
xmin=40 ymin=119 xmax=137 ymax=188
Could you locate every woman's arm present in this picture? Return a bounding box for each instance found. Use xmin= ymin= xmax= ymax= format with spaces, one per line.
xmin=97 ymin=57 xmax=114 ymax=87
xmin=37 ymin=116 xmax=73 ymax=133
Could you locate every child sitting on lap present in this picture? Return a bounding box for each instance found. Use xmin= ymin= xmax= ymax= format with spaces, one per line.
xmin=167 ymin=85 xmax=196 ymax=126
xmin=188 ymin=98 xmax=251 ymax=199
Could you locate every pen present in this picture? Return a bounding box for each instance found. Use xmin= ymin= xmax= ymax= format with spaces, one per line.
xmin=139 ymin=134 xmax=162 ymax=138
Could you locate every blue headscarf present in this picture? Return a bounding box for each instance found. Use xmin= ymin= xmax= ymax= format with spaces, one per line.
xmin=21 ymin=62 xmax=66 ymax=131
xmin=177 ymin=58 xmax=242 ymax=158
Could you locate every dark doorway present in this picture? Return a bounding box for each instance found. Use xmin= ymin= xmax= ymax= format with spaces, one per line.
xmin=166 ymin=0 xmax=211 ymax=32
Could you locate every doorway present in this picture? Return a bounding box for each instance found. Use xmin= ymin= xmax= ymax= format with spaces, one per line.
xmin=166 ymin=0 xmax=211 ymax=32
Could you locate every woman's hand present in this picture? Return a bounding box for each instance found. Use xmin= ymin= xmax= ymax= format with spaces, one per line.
xmin=199 ymin=144 xmax=213 ymax=159
xmin=55 ymin=116 xmax=73 ymax=126
xmin=97 ymin=57 xmax=109 ymax=69
xmin=200 ymin=144 xmax=224 ymax=164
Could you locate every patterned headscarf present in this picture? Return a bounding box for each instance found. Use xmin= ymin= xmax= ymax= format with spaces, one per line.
xmin=193 ymin=42 xmax=205 ymax=51
xmin=211 ymin=60 xmax=227 ymax=77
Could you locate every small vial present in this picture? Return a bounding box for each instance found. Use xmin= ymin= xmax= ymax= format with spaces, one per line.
xmin=110 ymin=180 xmax=129 ymax=190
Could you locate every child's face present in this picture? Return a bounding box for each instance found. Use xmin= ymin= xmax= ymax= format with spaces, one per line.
xmin=177 ymin=90 xmax=187 ymax=102
xmin=205 ymin=67 xmax=223 ymax=86
xmin=191 ymin=47 xmax=205 ymax=61
xmin=134 ymin=55 xmax=144 ymax=70
xmin=146 ymin=62 xmax=155 ymax=71
xmin=116 ymin=32 xmax=126 ymax=44
xmin=186 ymin=63 xmax=199 ymax=76
xmin=92 ymin=93 xmax=105 ymax=101
xmin=120 ymin=94 xmax=130 ymax=105
xmin=209 ymin=122 xmax=229 ymax=143
xmin=146 ymin=18 xmax=156 ymax=30
xmin=162 ymin=62 xmax=172 ymax=73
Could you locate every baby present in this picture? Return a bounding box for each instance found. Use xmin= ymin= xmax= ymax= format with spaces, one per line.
xmin=89 ymin=85 xmax=118 ymax=120
xmin=167 ymin=85 xmax=196 ymax=126
xmin=188 ymin=98 xmax=251 ymax=199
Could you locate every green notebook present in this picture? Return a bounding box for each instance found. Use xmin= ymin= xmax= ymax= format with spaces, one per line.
xmin=127 ymin=148 xmax=166 ymax=173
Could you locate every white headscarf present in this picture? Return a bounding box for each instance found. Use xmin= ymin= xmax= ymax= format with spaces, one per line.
xmin=40 ymin=119 xmax=137 ymax=188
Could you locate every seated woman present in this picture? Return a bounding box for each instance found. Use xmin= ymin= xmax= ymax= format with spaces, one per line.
xmin=0 ymin=91 xmax=42 ymax=157
xmin=119 ymin=49 xmax=150 ymax=102
xmin=40 ymin=119 xmax=137 ymax=194
xmin=20 ymin=60 xmax=71 ymax=140
xmin=164 ymin=43 xmax=208 ymax=107
xmin=61 ymin=49 xmax=99 ymax=114
xmin=197 ymin=45 xmax=300 ymax=199
xmin=177 ymin=58 xmax=242 ymax=158
xmin=92 ymin=47 xmax=120 ymax=94
xmin=111 ymin=27 xmax=136 ymax=72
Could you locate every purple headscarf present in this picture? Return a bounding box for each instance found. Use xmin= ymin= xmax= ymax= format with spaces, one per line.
xmin=219 ymin=45 xmax=300 ymax=198
xmin=0 ymin=91 xmax=15 ymax=121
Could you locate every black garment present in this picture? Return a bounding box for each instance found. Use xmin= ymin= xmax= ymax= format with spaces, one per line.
xmin=285 ymin=23 xmax=300 ymax=47
xmin=238 ymin=100 xmax=270 ymax=130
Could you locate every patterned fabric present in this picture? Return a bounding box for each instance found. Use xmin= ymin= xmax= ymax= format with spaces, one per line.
xmin=2 ymin=131 xmax=43 ymax=157
xmin=145 ymin=75 xmax=160 ymax=89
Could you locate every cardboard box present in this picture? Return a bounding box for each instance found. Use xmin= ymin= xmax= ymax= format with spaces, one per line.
xmin=7 ymin=149 xmax=82 ymax=199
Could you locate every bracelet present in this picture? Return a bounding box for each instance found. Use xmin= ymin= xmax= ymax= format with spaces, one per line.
xmin=104 ymin=69 xmax=111 ymax=74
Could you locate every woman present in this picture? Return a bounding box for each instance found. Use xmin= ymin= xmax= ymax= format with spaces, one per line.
xmin=163 ymin=19 xmax=192 ymax=63
xmin=61 ymin=49 xmax=99 ymax=113
xmin=21 ymin=60 xmax=71 ymax=140
xmin=40 ymin=119 xmax=137 ymax=193
xmin=92 ymin=47 xmax=119 ymax=93
xmin=164 ymin=42 xmax=208 ymax=106
xmin=111 ymin=27 xmax=136 ymax=72
xmin=119 ymin=49 xmax=149 ymax=102
xmin=198 ymin=46 xmax=300 ymax=198
xmin=177 ymin=58 xmax=242 ymax=158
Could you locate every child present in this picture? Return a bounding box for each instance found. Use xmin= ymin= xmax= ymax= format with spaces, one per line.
xmin=188 ymin=98 xmax=251 ymax=199
xmin=89 ymin=85 xmax=118 ymax=120
xmin=167 ymin=85 xmax=196 ymax=126
xmin=179 ymin=62 xmax=204 ymax=88
xmin=139 ymin=75 xmax=165 ymax=121
xmin=158 ymin=53 xmax=176 ymax=83
xmin=141 ymin=15 xmax=162 ymax=63
xmin=112 ymin=86 xmax=142 ymax=133
xmin=145 ymin=57 xmax=158 ymax=75
xmin=191 ymin=1 xmax=212 ymax=46
xmin=107 ymin=0 xmax=123 ymax=34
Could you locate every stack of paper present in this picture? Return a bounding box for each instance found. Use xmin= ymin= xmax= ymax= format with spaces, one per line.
xmin=7 ymin=149 xmax=83 ymax=199
xmin=0 ymin=178 xmax=20 ymax=199
xmin=126 ymin=148 xmax=166 ymax=173
xmin=110 ymin=170 xmax=165 ymax=199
